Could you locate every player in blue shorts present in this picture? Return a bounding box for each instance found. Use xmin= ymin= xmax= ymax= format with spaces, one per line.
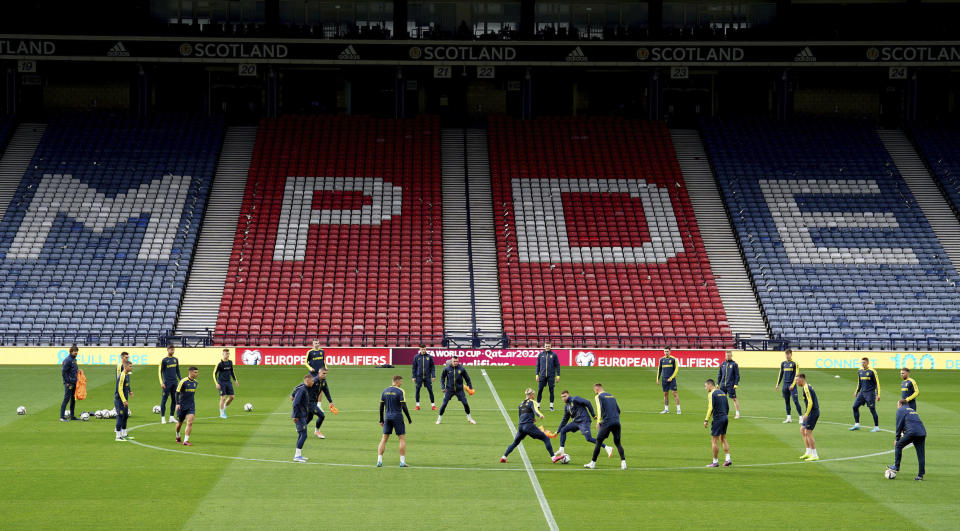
xmin=703 ymin=379 xmax=731 ymax=467
xmin=850 ymin=357 xmax=880 ymax=432
xmin=214 ymin=348 xmax=238 ymax=419
xmin=378 ymin=375 xmax=413 ymax=467
xmin=657 ymin=348 xmax=681 ymax=414
xmin=796 ymin=373 xmax=820 ymax=461
xmin=175 ymin=366 xmax=199 ymax=446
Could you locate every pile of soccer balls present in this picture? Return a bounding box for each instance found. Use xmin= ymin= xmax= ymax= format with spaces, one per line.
xmin=94 ymin=409 xmax=118 ymax=419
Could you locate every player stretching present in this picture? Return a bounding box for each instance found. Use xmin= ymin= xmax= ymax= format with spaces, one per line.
xmin=214 ymin=348 xmax=238 ymax=419
xmin=437 ymin=357 xmax=476 ymax=424
xmin=115 ymin=361 xmax=134 ymax=441
xmin=717 ymin=351 xmax=740 ymax=419
xmin=703 ymin=379 xmax=731 ymax=467
xmin=536 ymin=341 xmax=561 ymax=411
xmin=775 ymin=348 xmax=802 ymax=423
xmin=796 ymin=373 xmax=819 ymax=461
xmin=889 ymin=399 xmax=926 ymax=481
xmin=850 ymin=357 xmax=880 ymax=432
xmin=175 ymin=366 xmax=199 ymax=446
xmin=304 ymin=339 xmax=326 ymax=375
xmin=378 ymin=375 xmax=413 ymax=467
xmin=900 ymin=367 xmax=919 ymax=411
xmin=584 ymin=383 xmax=627 ymax=470
xmin=657 ymin=348 xmax=681 ymax=414
xmin=555 ymin=390 xmax=612 ymax=459
xmin=500 ymin=388 xmax=556 ymax=463
xmin=159 ymin=345 xmax=181 ymax=424
xmin=411 ymin=345 xmax=436 ymax=410
xmin=292 ymin=373 xmax=315 ymax=462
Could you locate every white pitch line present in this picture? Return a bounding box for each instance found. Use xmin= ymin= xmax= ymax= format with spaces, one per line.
xmin=481 ymin=369 xmax=559 ymax=531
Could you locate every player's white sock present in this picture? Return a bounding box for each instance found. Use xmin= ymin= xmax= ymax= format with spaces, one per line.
xmin=735 ymin=410 xmax=740 ymax=416
xmin=811 ymin=449 xmax=818 ymax=457
xmin=295 ymin=448 xmax=302 ymax=458
xmin=725 ymin=454 xmax=731 ymax=462
xmin=400 ymin=456 xmax=406 ymax=465
xmin=549 ymin=403 xmax=554 ymax=409
xmin=377 ymin=455 xmax=382 ymax=465
xmin=558 ymin=446 xmax=565 ymax=455
xmin=184 ymin=435 xmax=190 ymax=442
xmin=676 ymin=407 xmax=681 ymax=414
xmin=620 ymin=460 xmax=627 ymax=470
xmin=663 ymin=406 xmax=669 ymax=411
xmin=436 ymin=415 xmax=442 ymax=424
xmin=467 ymin=414 xmax=473 ymax=421
xmin=854 ymin=422 xmax=860 ymax=427
xmin=713 ymin=458 xmax=719 ymax=464
xmin=431 ymin=403 xmax=435 ymax=407
xmin=805 ymin=447 xmax=812 ymax=455
xmin=416 ymin=402 xmax=420 ymax=407
xmin=161 ymin=416 xmax=166 ymax=424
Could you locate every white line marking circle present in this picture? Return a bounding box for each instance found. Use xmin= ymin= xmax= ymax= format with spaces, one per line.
xmin=125 ymin=412 xmax=895 ymax=471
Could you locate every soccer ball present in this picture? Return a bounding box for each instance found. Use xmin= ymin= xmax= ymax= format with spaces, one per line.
xmin=16 ymin=406 xmax=26 ymax=415
xmin=94 ymin=410 xmax=103 ymax=419
xmin=244 ymin=403 xmax=253 ymax=412
xmin=109 ymin=408 xmax=117 ymax=418
xmin=153 ymin=405 xmax=161 ymax=414
xmin=885 ymin=468 xmax=897 ymax=480
xmin=80 ymin=412 xmax=90 ymax=421
xmin=561 ymin=454 xmax=571 ymax=464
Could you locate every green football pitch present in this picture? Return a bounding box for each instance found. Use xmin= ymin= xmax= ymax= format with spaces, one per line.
xmin=2 ymin=364 xmax=959 ymax=530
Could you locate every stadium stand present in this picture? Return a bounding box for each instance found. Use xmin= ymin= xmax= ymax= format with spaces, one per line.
xmin=0 ymin=113 xmax=222 ymax=345
xmin=911 ymin=126 xmax=960 ymax=217
xmin=488 ymin=116 xmax=731 ymax=348
xmin=702 ymin=118 xmax=960 ymax=349
xmin=214 ymin=115 xmax=443 ymax=346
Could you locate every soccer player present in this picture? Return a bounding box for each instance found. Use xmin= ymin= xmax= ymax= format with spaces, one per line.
xmin=850 ymin=357 xmax=880 ymax=432
xmin=900 ymin=367 xmax=919 ymax=411
xmin=378 ymin=374 xmax=413 ymax=467
xmin=500 ymin=388 xmax=556 ymax=463
xmin=292 ymin=372 xmax=315 ymax=463
xmin=774 ymin=348 xmax=802 ymax=423
xmin=304 ymin=339 xmax=326 ymax=374
xmin=159 ymin=345 xmax=181 ymax=424
xmin=291 ymin=367 xmax=335 ymax=439
xmin=437 ymin=357 xmax=476 ymax=424
xmin=796 ymin=373 xmax=820 ymax=461
xmin=175 ymin=366 xmax=199 ymax=446
xmin=214 ymin=348 xmax=238 ymax=419
xmin=536 ymin=340 xmax=561 ymax=411
xmin=115 ymin=360 xmax=134 ymax=441
xmin=59 ymin=345 xmax=79 ymax=421
xmin=584 ymin=383 xmax=627 ymax=470
xmin=411 ymin=344 xmax=436 ymax=410
xmin=703 ymin=379 xmax=731 ymax=467
xmin=888 ymin=399 xmax=926 ymax=481
xmin=656 ymin=348 xmax=681 ymax=414
xmin=555 ymin=390 xmax=612 ymax=459
xmin=716 ymin=351 xmax=741 ymax=419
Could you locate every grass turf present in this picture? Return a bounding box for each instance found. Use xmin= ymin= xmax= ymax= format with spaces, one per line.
xmin=1 ymin=364 xmax=959 ymax=529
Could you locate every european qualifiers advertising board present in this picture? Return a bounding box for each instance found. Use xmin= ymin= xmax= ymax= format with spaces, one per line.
xmin=3 ymin=36 xmax=960 ymax=67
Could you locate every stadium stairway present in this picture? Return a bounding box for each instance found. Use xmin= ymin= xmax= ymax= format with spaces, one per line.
xmin=0 ymin=123 xmax=45 ymax=221
xmin=878 ymin=129 xmax=960 ymax=274
xmin=671 ymin=129 xmax=769 ymax=340
xmin=441 ymin=129 xmax=474 ymax=340
xmin=465 ymin=129 xmax=504 ymax=345
xmin=175 ymin=126 xmax=257 ymax=336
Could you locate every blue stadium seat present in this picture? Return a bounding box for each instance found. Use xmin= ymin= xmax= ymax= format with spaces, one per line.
xmin=701 ymin=118 xmax=960 ymax=348
xmin=0 ymin=113 xmax=223 ymax=345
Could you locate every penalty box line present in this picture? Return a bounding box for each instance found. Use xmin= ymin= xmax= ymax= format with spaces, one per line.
xmin=481 ymin=369 xmax=559 ymax=531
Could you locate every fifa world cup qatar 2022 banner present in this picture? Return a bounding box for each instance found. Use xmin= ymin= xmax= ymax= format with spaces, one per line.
xmin=233 ymin=347 xmax=390 ymax=366
xmin=391 ymin=348 xmax=572 ymax=367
